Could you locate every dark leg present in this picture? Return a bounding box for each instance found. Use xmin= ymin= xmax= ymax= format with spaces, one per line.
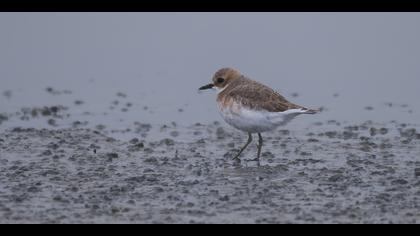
xmin=257 ymin=133 xmax=263 ymax=160
xmin=233 ymin=132 xmax=252 ymax=161
xmin=247 ymin=133 xmax=263 ymax=166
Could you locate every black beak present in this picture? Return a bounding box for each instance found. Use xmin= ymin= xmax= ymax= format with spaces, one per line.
xmin=199 ymin=83 xmax=214 ymax=90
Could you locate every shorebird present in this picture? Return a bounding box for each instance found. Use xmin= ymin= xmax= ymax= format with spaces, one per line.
xmin=199 ymin=68 xmax=319 ymax=163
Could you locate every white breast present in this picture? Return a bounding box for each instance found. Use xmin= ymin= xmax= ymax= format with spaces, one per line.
xmin=217 ymin=102 xmax=306 ymax=133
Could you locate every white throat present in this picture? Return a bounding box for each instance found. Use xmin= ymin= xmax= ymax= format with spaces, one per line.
xmin=217 ymin=86 xmax=228 ymax=94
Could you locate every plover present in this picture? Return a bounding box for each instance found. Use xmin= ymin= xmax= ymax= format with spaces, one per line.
xmin=199 ymin=68 xmax=319 ymax=163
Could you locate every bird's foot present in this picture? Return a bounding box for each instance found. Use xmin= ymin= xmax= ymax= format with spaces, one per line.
xmin=232 ymin=156 xmax=241 ymax=163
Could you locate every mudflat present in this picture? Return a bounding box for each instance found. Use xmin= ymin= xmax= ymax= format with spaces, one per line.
xmin=1 ymin=120 xmax=419 ymax=223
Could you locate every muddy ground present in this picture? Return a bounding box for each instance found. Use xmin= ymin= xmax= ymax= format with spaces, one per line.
xmin=1 ymin=120 xmax=420 ymax=223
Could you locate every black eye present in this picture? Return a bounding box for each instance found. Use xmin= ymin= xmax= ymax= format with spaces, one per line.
xmin=217 ymin=78 xmax=225 ymax=83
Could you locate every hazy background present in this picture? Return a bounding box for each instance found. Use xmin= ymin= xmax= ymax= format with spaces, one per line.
xmin=1 ymin=13 xmax=420 ymax=134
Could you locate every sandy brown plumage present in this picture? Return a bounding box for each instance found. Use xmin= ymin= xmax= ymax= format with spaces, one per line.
xmin=217 ymin=74 xmax=314 ymax=113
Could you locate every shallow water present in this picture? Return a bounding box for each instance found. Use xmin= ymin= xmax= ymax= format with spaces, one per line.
xmin=1 ymin=13 xmax=420 ymax=140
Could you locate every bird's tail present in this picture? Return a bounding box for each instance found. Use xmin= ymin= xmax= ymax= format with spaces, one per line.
xmin=302 ymin=107 xmax=323 ymax=114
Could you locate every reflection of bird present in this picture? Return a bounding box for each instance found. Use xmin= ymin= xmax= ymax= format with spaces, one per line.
xmin=199 ymin=68 xmax=319 ymax=163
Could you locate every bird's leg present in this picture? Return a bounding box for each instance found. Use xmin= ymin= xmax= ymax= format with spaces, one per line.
xmin=233 ymin=132 xmax=252 ymax=161
xmin=249 ymin=133 xmax=263 ymax=165
xmin=257 ymin=133 xmax=263 ymax=160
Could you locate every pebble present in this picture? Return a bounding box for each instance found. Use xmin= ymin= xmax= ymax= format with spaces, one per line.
xmin=392 ymin=179 xmax=408 ymax=185
xmin=130 ymin=138 xmax=140 ymax=144
xmin=415 ymin=168 xmax=420 ymax=177
xmin=74 ymin=100 xmax=84 ymax=105
xmin=370 ymin=128 xmax=377 ymax=136
xmin=379 ymin=128 xmax=388 ymax=135
xmin=47 ymin=119 xmax=57 ymax=126
xmin=325 ymin=131 xmax=337 ymax=139
xmin=170 ymin=131 xmax=179 ymax=137
xmin=160 ymin=138 xmax=175 ymax=146
xmin=219 ymin=195 xmax=230 ymax=201
xmin=216 ymin=127 xmax=225 ymax=139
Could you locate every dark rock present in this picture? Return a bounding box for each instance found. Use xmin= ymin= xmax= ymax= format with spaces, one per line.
xmin=379 ymin=128 xmax=388 ymax=135
xmin=392 ymin=179 xmax=408 ymax=185
xmin=325 ymin=131 xmax=337 ymax=139
xmin=146 ymin=176 xmax=158 ymax=182
xmin=129 ymin=138 xmax=140 ymax=144
xmin=300 ymin=152 xmax=312 ymax=156
xmin=262 ymin=152 xmax=275 ymax=159
xmin=47 ymin=143 xmax=59 ymax=150
xmin=42 ymin=150 xmax=53 ymax=156
xmin=72 ymin=121 xmax=87 ymax=128
xmin=116 ymin=92 xmax=127 ymax=98
xmin=345 ymin=126 xmax=359 ymax=131
xmin=328 ymin=174 xmax=343 ymax=182
xmin=170 ymin=131 xmax=179 ymax=137
xmin=370 ymin=128 xmax=377 ymax=136
xmin=95 ymin=124 xmax=106 ymax=131
xmin=12 ymin=127 xmax=28 ymax=132
xmin=3 ymin=90 xmax=12 ymax=99
xmin=178 ymin=180 xmax=199 ymax=186
xmin=415 ymin=168 xmax=420 ymax=177
xmin=343 ymin=131 xmax=357 ymax=140
xmin=53 ymin=196 xmax=64 ymax=202
xmin=379 ymin=143 xmax=392 ymax=149
xmin=143 ymin=168 xmax=154 ymax=173
xmin=134 ymin=122 xmax=152 ymax=133
xmin=400 ymin=128 xmax=416 ymax=138
xmin=160 ymin=138 xmax=175 ymax=146
xmin=0 ymin=113 xmax=8 ymax=122
xmin=74 ymin=100 xmax=84 ymax=105
xmin=279 ymin=130 xmax=290 ymax=135
xmin=196 ymin=139 xmax=205 ymax=144
xmin=70 ymin=187 xmax=79 ymax=192
xmin=106 ymin=153 xmax=119 ymax=161
xmin=216 ymin=127 xmax=226 ymax=139
xmin=307 ymin=138 xmax=319 ymax=142
xmin=401 ymin=139 xmax=411 ymax=144
xmin=219 ymin=195 xmax=230 ymax=201
xmin=128 ymin=143 xmax=144 ymax=152
xmin=27 ymin=186 xmax=41 ymax=193
xmin=144 ymin=157 xmax=158 ymax=163
xmin=47 ymin=119 xmax=57 ymax=126
xmin=125 ymin=176 xmax=146 ymax=183
xmin=41 ymin=108 xmax=52 ymax=116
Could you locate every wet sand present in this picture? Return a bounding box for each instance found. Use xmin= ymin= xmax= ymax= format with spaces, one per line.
xmin=1 ymin=120 xmax=420 ymax=223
